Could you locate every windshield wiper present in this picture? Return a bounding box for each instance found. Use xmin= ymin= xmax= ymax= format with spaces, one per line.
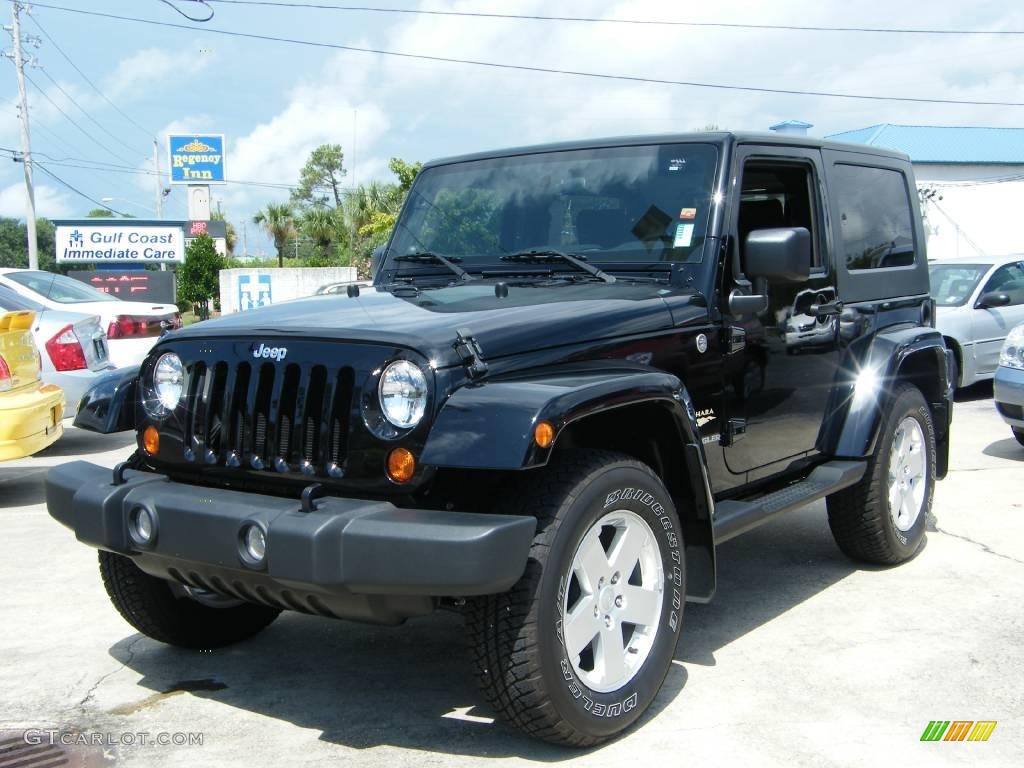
xmin=499 ymin=249 xmax=616 ymax=283
xmin=393 ymin=251 xmax=476 ymax=282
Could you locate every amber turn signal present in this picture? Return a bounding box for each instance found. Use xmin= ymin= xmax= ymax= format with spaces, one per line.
xmin=142 ymin=425 xmax=160 ymax=455
xmin=534 ymin=421 xmax=555 ymax=449
xmin=386 ymin=447 xmax=416 ymax=483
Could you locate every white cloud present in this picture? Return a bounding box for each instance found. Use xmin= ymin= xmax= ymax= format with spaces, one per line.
xmin=104 ymin=48 xmax=212 ymax=100
xmin=0 ymin=182 xmax=73 ymax=219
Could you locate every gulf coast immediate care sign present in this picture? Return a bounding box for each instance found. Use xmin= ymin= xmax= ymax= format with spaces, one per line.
xmin=54 ymin=221 xmax=185 ymax=264
xmin=168 ymin=134 xmax=225 ymax=184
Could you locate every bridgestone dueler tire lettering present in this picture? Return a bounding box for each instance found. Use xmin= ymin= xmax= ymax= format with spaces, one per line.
xmin=99 ymin=551 xmax=280 ymax=649
xmin=467 ymin=449 xmax=685 ymax=746
xmin=826 ymin=383 xmax=935 ymax=565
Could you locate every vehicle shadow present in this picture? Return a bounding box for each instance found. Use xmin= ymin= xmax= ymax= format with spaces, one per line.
xmin=108 ymin=503 xmax=862 ymax=757
xmin=982 ymin=437 xmax=1024 ymax=462
xmin=0 ymin=466 xmax=49 ymax=509
xmin=954 ymin=380 xmax=993 ymax=403
xmin=0 ymin=429 xmax=136 ymax=508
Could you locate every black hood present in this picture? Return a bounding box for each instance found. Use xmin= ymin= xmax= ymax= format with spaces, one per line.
xmin=170 ymin=281 xmax=707 ymax=367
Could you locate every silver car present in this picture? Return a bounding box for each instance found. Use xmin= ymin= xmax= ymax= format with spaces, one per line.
xmin=929 ymin=255 xmax=1024 ymax=388
xmin=994 ymin=323 xmax=1024 ymax=446
xmin=0 ymin=284 xmax=113 ymax=417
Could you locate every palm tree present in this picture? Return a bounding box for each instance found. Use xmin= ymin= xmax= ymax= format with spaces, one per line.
xmin=301 ymin=207 xmax=338 ymax=264
xmin=253 ymin=203 xmax=296 ymax=267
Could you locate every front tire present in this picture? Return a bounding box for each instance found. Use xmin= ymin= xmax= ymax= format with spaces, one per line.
xmin=468 ymin=450 xmax=685 ymax=746
xmin=827 ymin=383 xmax=935 ymax=564
xmin=99 ymin=551 xmax=280 ymax=649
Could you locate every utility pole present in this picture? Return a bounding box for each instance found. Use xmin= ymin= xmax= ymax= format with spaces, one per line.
xmin=242 ymin=221 xmax=248 ymax=259
xmin=8 ymin=2 xmax=38 ymax=269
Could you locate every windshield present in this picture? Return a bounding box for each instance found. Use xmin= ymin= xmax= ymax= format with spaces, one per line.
xmin=387 ymin=143 xmax=719 ymax=273
xmin=929 ymin=264 xmax=988 ymax=306
xmin=6 ymin=270 xmax=120 ymax=304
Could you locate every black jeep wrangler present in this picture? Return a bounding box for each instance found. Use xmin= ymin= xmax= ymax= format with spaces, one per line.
xmin=49 ymin=132 xmax=953 ymax=747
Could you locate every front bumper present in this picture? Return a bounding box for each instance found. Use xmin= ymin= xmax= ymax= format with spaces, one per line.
xmin=46 ymin=461 xmax=536 ymax=624
xmin=994 ymin=364 xmax=1024 ymax=429
xmin=0 ymin=384 xmax=64 ymax=461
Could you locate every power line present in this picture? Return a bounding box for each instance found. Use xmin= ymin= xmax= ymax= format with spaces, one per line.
xmin=158 ymin=0 xmax=215 ymax=23
xmin=37 ymin=67 xmax=147 ymax=157
xmin=23 ymin=2 xmax=1024 ymax=107
xmin=0 ymin=145 xmax=301 ymax=190
xmin=28 ymin=14 xmax=155 ymax=137
xmin=203 ymin=0 xmax=1024 ymax=36
xmin=21 ymin=69 xmax=136 ymax=164
xmin=33 ymin=162 xmax=129 ymax=216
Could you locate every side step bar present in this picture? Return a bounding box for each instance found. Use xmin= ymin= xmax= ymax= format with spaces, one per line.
xmin=712 ymin=460 xmax=867 ymax=544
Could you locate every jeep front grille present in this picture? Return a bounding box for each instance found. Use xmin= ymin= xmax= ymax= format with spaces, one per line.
xmin=183 ymin=360 xmax=354 ymax=477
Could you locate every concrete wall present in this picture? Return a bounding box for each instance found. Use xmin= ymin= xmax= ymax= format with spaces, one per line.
xmin=219 ymin=267 xmax=358 ymax=314
xmin=914 ymin=163 xmax=1024 ymax=260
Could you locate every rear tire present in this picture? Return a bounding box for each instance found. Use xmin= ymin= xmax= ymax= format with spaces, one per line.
xmin=1013 ymin=427 xmax=1024 ymax=447
xmin=827 ymin=383 xmax=935 ymax=564
xmin=99 ymin=551 xmax=280 ymax=648
xmin=468 ymin=450 xmax=685 ymax=747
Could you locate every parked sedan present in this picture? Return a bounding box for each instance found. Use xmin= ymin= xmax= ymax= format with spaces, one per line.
xmin=994 ymin=323 xmax=1024 ymax=446
xmin=0 ymin=269 xmax=180 ymax=368
xmin=0 ymin=285 xmax=113 ymax=417
xmin=929 ymin=255 xmax=1024 ymax=387
xmin=0 ymin=310 xmax=64 ymax=460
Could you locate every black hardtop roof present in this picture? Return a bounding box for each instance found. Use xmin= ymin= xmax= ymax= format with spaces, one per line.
xmin=423 ymin=131 xmax=911 ymax=169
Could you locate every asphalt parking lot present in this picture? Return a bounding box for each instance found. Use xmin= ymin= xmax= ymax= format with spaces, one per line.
xmin=1 ymin=387 xmax=1021 ymax=768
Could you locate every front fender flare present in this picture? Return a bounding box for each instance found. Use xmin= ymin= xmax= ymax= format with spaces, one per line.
xmin=421 ymin=363 xmax=717 ymax=602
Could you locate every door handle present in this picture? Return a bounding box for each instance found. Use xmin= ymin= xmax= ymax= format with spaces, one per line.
xmin=810 ymin=299 xmax=843 ymax=317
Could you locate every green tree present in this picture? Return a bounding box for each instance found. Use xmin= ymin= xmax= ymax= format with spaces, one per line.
xmin=177 ymin=234 xmax=223 ymax=320
xmin=252 ymin=203 xmax=296 ymax=268
xmin=86 ymin=208 xmax=115 ymax=218
xmin=211 ymin=206 xmax=238 ymax=255
xmin=388 ymin=157 xmax=423 ymax=193
xmin=0 ymin=217 xmax=59 ymax=272
xmin=301 ymin=207 xmax=340 ymax=266
xmin=291 ymin=144 xmax=347 ymax=209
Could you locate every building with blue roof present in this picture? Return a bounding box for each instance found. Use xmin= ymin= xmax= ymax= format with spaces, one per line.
xmin=825 ymin=123 xmax=1024 ymax=259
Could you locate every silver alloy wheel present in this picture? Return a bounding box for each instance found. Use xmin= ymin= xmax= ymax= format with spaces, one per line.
xmin=888 ymin=416 xmax=927 ymax=532
xmin=561 ymin=509 xmax=665 ymax=693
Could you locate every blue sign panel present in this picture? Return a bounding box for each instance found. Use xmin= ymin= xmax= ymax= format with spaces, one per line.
xmin=238 ymin=274 xmax=272 ymax=311
xmin=168 ymin=134 xmax=225 ymax=184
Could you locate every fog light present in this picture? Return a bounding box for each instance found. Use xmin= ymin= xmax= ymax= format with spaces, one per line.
xmin=129 ymin=506 xmax=156 ymax=546
xmin=143 ymin=425 xmax=160 ymax=455
xmin=386 ymin=447 xmax=416 ymax=483
xmin=534 ymin=420 xmax=555 ymax=449
xmin=242 ymin=523 xmax=267 ymax=563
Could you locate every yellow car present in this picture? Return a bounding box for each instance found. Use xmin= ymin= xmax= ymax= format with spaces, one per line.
xmin=0 ymin=310 xmax=64 ymax=461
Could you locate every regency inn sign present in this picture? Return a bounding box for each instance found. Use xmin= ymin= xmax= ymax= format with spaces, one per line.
xmin=168 ymin=134 xmax=225 ymax=184
xmin=53 ymin=220 xmax=186 ymax=264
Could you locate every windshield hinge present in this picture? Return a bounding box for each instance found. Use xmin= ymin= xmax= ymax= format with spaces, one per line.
xmin=454 ymin=328 xmax=488 ymax=379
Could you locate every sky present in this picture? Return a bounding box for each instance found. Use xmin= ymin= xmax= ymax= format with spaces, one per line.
xmin=1 ymin=0 xmax=1023 ymax=256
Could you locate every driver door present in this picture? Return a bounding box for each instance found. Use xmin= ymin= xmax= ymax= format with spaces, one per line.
xmin=717 ymin=146 xmax=840 ymax=491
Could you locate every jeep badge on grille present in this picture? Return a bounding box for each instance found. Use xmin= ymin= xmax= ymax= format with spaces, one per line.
xmin=252 ymin=343 xmax=287 ymax=361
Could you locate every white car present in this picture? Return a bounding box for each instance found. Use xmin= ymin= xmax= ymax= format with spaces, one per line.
xmin=0 ymin=269 xmax=180 ymax=368
xmin=929 ymin=255 xmax=1024 ymax=388
xmin=0 ymin=283 xmax=114 ymax=417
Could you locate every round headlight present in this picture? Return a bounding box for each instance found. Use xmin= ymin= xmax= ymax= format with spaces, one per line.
xmin=378 ymin=360 xmax=428 ymax=429
xmin=153 ymin=352 xmax=184 ymax=411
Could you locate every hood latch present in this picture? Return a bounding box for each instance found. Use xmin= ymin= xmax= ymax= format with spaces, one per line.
xmin=454 ymin=328 xmax=488 ymax=379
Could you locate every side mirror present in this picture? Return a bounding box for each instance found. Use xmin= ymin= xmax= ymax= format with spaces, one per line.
xmin=745 ymin=227 xmax=811 ymax=283
xmin=976 ymin=291 xmax=1011 ymax=309
xmin=370 ymin=244 xmax=386 ymax=277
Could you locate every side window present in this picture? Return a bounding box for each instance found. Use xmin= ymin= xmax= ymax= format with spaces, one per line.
xmin=982 ymin=263 xmax=1024 ymax=307
xmin=833 ymin=164 xmax=915 ymax=271
xmin=738 ymin=162 xmax=821 ymax=269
